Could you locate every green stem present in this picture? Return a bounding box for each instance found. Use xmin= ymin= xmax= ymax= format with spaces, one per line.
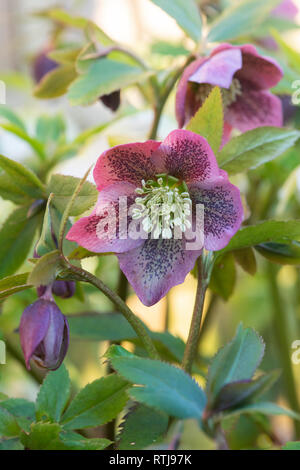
xmin=65 ymin=261 xmax=159 ymax=360
xmin=267 ymin=262 xmax=300 ymax=438
xmin=182 ymin=256 xmax=208 ymax=374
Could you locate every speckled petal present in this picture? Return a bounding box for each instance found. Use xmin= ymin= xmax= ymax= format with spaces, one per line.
xmin=226 ymin=88 xmax=283 ymax=132
xmin=118 ymin=239 xmax=202 ymax=306
xmin=189 ymin=177 xmax=243 ymax=251
xmin=66 ymin=182 xmax=144 ymax=254
xmin=152 ymin=129 xmax=220 ymax=184
xmin=94 ymin=141 xmax=161 ymax=190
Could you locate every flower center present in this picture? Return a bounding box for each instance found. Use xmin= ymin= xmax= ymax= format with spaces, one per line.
xmin=132 ymin=175 xmax=192 ymax=239
xmin=195 ymin=78 xmax=242 ymax=109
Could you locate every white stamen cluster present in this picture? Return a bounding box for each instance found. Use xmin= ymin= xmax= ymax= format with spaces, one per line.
xmin=132 ymin=177 xmax=192 ymax=239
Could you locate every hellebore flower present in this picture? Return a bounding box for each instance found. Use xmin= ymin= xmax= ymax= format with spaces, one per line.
xmin=176 ymin=44 xmax=283 ymax=140
xmin=100 ymin=90 xmax=121 ymax=112
xmin=20 ymin=299 xmax=69 ymax=370
xmin=67 ymin=130 xmax=243 ymax=306
xmin=37 ymin=280 xmax=76 ymax=299
xmin=272 ymin=0 xmax=298 ymax=20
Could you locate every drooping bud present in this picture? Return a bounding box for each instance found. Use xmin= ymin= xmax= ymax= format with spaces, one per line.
xmin=100 ymin=90 xmax=121 ymax=112
xmin=33 ymin=49 xmax=58 ymax=83
xmin=19 ymin=299 xmax=69 ymax=370
xmin=37 ymin=281 xmax=76 ymax=299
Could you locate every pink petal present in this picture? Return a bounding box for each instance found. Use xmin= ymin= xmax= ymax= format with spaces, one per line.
xmin=175 ymin=57 xmax=208 ymax=128
xmin=272 ymin=0 xmax=298 ymax=20
xmin=118 ymin=239 xmax=202 ymax=306
xmin=94 ymin=141 xmax=161 ymax=191
xmin=189 ymin=177 xmax=243 ymax=251
xmin=189 ymin=48 xmax=242 ymax=89
xmin=226 ymin=88 xmax=283 ymax=132
xmin=236 ymin=45 xmax=283 ymax=90
xmin=66 ymin=182 xmax=144 ymax=254
xmin=152 ymin=129 xmax=220 ymax=184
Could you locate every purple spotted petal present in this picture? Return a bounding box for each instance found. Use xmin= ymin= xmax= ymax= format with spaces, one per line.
xmin=118 ymin=239 xmax=202 ymax=306
xmin=94 ymin=141 xmax=161 ymax=190
xmin=226 ymin=88 xmax=283 ymax=132
xmin=66 ymin=182 xmax=144 ymax=254
xmin=152 ymin=129 xmax=220 ymax=184
xmin=189 ymin=178 xmax=243 ymax=251
xmin=189 ymin=47 xmax=242 ymax=89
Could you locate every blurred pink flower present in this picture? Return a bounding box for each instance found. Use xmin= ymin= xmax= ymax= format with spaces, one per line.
xmin=176 ymin=44 xmax=283 ymax=142
xmin=67 ymin=130 xmax=243 ymax=306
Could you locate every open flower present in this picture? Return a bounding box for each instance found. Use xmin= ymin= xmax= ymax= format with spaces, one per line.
xmin=176 ymin=44 xmax=283 ymax=141
xmin=67 ymin=130 xmax=243 ymax=306
xmin=20 ymin=299 xmax=69 ymax=370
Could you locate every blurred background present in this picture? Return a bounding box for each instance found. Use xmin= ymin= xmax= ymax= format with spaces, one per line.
xmin=0 ymin=0 xmax=300 ymax=449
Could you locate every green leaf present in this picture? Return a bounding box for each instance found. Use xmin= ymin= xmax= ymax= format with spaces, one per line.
xmin=58 ymin=431 xmax=110 ymax=450
xmin=109 ymin=348 xmax=206 ymax=419
xmin=28 ymin=250 xmax=62 ymax=287
xmin=0 ymin=438 xmax=24 ymax=450
xmin=34 ymin=65 xmax=77 ymax=99
xmin=0 ymin=105 xmax=27 ymax=132
xmin=47 ymin=174 xmax=98 ymax=216
xmin=35 ymin=196 xmax=60 ymax=257
xmin=0 ymin=273 xmax=32 ymax=300
xmin=255 ymin=241 xmax=300 ymax=266
xmin=0 ymin=407 xmax=21 ymax=437
xmin=233 ymin=248 xmax=257 ymax=276
xmin=68 ymin=58 xmax=150 ymax=106
xmin=150 ymin=0 xmax=202 ymax=43
xmin=35 ymin=114 xmax=66 ymax=144
xmin=209 ymin=253 xmax=236 ymax=301
xmin=186 ymin=87 xmax=224 ymax=154
xmin=283 ymin=441 xmax=300 ymax=450
xmin=0 ymin=398 xmax=35 ymax=433
xmin=117 ymin=404 xmax=168 ymax=450
xmin=0 ymin=206 xmax=41 ymax=278
xmin=270 ymin=28 xmax=300 ymax=75
xmin=0 ymin=125 xmax=46 ymax=160
xmin=0 ymin=173 xmax=33 ymax=205
xmin=221 ymin=402 xmax=300 ymax=422
xmin=20 ymin=422 xmax=62 ymax=450
xmin=206 ymin=324 xmax=265 ymax=403
xmin=217 ymin=127 xmax=300 ymax=175
xmin=36 ymin=365 xmax=70 ymax=423
xmin=211 ymin=370 xmax=280 ymax=413
xmin=61 ymin=374 xmax=129 ymax=430
xmin=207 ymin=0 xmax=281 ymax=42
xmin=0 ymin=154 xmax=45 ymax=198
xmin=48 ymin=47 xmax=82 ymax=66
xmin=222 ymin=220 xmax=300 ymax=254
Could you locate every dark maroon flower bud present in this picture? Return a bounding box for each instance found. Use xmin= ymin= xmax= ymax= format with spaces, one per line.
xmin=20 ymin=299 xmax=69 ymax=370
xmin=33 ymin=49 xmax=58 ymax=83
xmin=37 ymin=281 xmax=76 ymax=299
xmin=100 ymin=90 xmax=121 ymax=112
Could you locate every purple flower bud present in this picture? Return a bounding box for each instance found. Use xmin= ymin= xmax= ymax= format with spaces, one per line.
xmin=37 ymin=281 xmax=76 ymax=299
xmin=33 ymin=49 xmax=58 ymax=84
xmin=20 ymin=299 xmax=69 ymax=370
xmin=100 ymin=90 xmax=121 ymax=112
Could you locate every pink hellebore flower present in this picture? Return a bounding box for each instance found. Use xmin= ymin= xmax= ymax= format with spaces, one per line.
xmin=272 ymin=0 xmax=298 ymax=20
xmin=67 ymin=130 xmax=243 ymax=306
xmin=176 ymin=44 xmax=283 ymax=140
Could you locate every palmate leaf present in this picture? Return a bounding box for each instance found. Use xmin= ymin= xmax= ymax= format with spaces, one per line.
xmin=150 ymin=0 xmax=202 ymax=43
xmin=0 ymin=206 xmax=41 ymax=278
xmin=60 ymin=374 xmax=129 ymax=430
xmin=255 ymin=241 xmax=300 ymax=266
xmin=36 ymin=365 xmax=70 ymax=423
xmin=209 ymin=253 xmax=236 ymax=301
xmin=117 ymin=404 xmax=168 ymax=450
xmin=27 ymin=250 xmax=62 ymax=287
xmin=206 ymin=325 xmax=265 ymax=404
xmin=0 ymin=407 xmax=21 ymax=438
xmin=0 ymin=273 xmax=32 ymax=300
xmin=217 ymin=127 xmax=300 ymax=175
xmin=33 ymin=65 xmax=77 ymax=99
xmin=0 ymin=154 xmax=45 ymax=199
xmin=108 ymin=346 xmax=206 ymax=420
xmin=207 ymin=0 xmax=281 ymax=42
